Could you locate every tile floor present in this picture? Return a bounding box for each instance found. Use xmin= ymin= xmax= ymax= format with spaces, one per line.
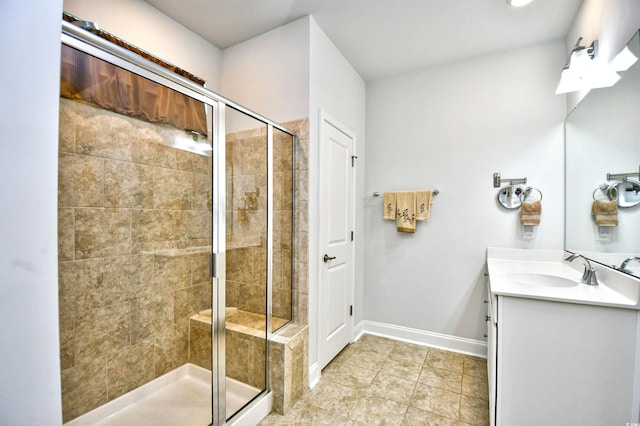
xmin=259 ymin=334 xmax=489 ymax=425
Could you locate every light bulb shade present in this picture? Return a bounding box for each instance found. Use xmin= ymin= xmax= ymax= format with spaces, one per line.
xmin=588 ymin=60 xmax=621 ymax=89
xmin=555 ymin=67 xmax=584 ymax=94
xmin=555 ymin=46 xmax=620 ymax=94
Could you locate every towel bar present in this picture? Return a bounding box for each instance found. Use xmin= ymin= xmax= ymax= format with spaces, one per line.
xmin=373 ymin=189 xmax=439 ymax=197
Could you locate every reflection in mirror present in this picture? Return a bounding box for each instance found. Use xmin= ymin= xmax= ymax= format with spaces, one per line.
xmin=565 ymin=30 xmax=640 ymax=278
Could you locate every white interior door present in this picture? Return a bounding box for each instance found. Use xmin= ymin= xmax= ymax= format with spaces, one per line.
xmin=319 ymin=112 xmax=355 ymax=369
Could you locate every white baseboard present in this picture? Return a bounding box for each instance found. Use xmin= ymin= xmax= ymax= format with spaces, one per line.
xmin=308 ymin=362 xmax=321 ymax=389
xmin=353 ymin=320 xmax=365 ymax=342
xmin=360 ymin=320 xmax=487 ymax=358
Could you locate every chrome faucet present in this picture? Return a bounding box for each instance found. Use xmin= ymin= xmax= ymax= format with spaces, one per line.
xmin=565 ymin=253 xmax=599 ymax=286
xmin=619 ymin=256 xmax=640 ymax=273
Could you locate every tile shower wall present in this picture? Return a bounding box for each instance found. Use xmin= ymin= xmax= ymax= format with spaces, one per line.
xmin=225 ymin=118 xmax=309 ymax=324
xmin=58 ymin=98 xmax=212 ymax=422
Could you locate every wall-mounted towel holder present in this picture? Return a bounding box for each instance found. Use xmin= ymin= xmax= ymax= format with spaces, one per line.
xmin=373 ymin=189 xmax=439 ymax=197
xmin=607 ymin=165 xmax=640 ymax=181
xmin=493 ymin=172 xmax=542 ymax=210
xmin=493 ymin=172 xmax=526 ymax=188
xmin=598 ymin=166 xmax=640 ymax=208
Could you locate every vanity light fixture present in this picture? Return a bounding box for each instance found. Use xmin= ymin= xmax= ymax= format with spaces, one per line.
xmin=555 ymin=37 xmax=620 ymax=94
xmin=507 ymin=0 xmax=534 ymax=6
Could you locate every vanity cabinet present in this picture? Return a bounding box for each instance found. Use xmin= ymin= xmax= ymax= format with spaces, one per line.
xmin=487 ymin=292 xmax=639 ymax=425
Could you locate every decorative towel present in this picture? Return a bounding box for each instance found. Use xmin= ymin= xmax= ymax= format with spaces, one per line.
xmin=396 ymin=191 xmax=416 ymax=233
xmin=520 ymin=201 xmax=541 ymax=226
xmin=383 ymin=192 xmax=396 ymax=220
xmin=416 ymin=190 xmax=433 ymax=222
xmin=592 ymin=200 xmax=618 ymax=226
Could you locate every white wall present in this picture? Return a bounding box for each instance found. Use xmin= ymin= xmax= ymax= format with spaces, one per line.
xmin=64 ymin=0 xmax=223 ymax=90
xmin=219 ymin=16 xmax=310 ymax=124
xmin=364 ymin=41 xmax=567 ymax=344
xmin=308 ymin=16 xmax=366 ymax=376
xmin=0 ymin=1 xmax=63 ymax=424
xmin=566 ymin=0 xmax=640 ymax=110
xmin=220 ymin=15 xmax=367 ymax=381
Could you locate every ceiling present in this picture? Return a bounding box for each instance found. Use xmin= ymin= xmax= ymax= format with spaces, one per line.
xmin=143 ymin=0 xmax=583 ymax=81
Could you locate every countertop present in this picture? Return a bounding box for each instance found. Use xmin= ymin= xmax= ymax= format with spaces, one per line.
xmin=487 ymin=247 xmax=640 ymax=310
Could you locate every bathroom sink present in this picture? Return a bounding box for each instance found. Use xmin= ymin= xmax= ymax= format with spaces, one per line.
xmin=508 ymin=273 xmax=579 ymax=288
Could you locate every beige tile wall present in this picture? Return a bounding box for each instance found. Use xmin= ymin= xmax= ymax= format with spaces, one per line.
xmin=58 ymin=98 xmax=212 ymax=422
xmin=225 ymin=119 xmax=309 ymax=324
xmin=58 ymin=97 xmax=310 ymax=422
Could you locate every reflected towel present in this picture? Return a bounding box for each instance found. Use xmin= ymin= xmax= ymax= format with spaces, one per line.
xmin=592 ymin=200 xmax=618 ymax=226
xmin=416 ymin=190 xmax=433 ymax=222
xmin=520 ymin=201 xmax=541 ymax=226
xmin=396 ymin=191 xmax=416 ymax=233
xmin=383 ymin=192 xmax=396 ymax=220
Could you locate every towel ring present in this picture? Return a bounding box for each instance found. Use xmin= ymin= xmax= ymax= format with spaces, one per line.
xmin=523 ymin=186 xmax=543 ymax=202
xmin=592 ymin=183 xmax=618 ymax=201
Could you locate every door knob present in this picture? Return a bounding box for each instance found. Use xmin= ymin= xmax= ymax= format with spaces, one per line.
xmin=323 ymin=254 xmax=336 ymax=263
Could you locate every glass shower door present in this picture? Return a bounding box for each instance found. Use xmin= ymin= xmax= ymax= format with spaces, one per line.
xmin=59 ymin=34 xmax=218 ymax=425
xmin=222 ymin=106 xmax=270 ymax=422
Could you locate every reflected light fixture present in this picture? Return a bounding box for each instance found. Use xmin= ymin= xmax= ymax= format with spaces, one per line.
xmin=507 ymin=0 xmax=534 ymax=6
xmin=555 ymin=37 xmax=620 ymax=94
xmin=610 ymin=46 xmax=638 ymax=71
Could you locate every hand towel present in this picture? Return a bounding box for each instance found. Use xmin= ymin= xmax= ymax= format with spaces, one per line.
xmin=396 ymin=191 xmax=416 ymax=233
xmin=383 ymin=192 xmax=396 ymax=220
xmin=520 ymin=201 xmax=541 ymax=226
xmin=416 ymin=190 xmax=433 ymax=222
xmin=592 ymin=200 xmax=618 ymax=226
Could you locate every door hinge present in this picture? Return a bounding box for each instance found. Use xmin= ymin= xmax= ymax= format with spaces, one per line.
xmin=351 ymin=231 xmax=354 ymax=241
xmin=209 ymin=253 xmax=216 ymax=278
xmin=350 ymin=305 xmax=353 ymax=316
xmin=351 ymin=155 xmax=358 ymax=167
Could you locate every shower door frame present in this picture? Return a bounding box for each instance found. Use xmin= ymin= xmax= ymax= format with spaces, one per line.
xmin=61 ymin=21 xmax=294 ymax=426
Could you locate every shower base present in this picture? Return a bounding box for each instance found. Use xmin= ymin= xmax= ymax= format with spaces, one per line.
xmin=64 ymin=363 xmax=264 ymax=426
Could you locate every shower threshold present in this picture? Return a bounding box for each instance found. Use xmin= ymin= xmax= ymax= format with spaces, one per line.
xmin=64 ymin=364 xmax=261 ymax=426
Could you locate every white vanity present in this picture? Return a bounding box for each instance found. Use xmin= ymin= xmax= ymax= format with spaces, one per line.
xmin=486 ymin=247 xmax=640 ymax=426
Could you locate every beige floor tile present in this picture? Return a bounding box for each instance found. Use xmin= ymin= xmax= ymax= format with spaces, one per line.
xmin=355 ymin=334 xmax=396 ymax=355
xmin=260 ymin=401 xmax=349 ymax=425
xmin=349 ymin=394 xmax=409 ymax=425
xmin=425 ymin=348 xmax=465 ymax=374
xmin=459 ymin=394 xmax=489 ymax=425
xmin=389 ymin=342 xmax=429 ymax=365
xmin=461 ymin=374 xmax=488 ymax=400
xmin=343 ymin=347 xmax=389 ymax=370
xmin=418 ymin=366 xmax=463 ymax=393
xmin=410 ymin=383 xmax=461 ymax=420
xmin=379 ymin=359 xmax=423 ymax=382
xmin=462 ymin=356 xmax=487 ymax=379
xmin=306 ymin=378 xmax=359 ymax=414
xmin=322 ymin=361 xmax=379 ymax=388
xmin=263 ymin=337 xmax=489 ymax=425
xmin=367 ymin=373 xmax=417 ymax=403
xmin=403 ymin=407 xmax=467 ymax=426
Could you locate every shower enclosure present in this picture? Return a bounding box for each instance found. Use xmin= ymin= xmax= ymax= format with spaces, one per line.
xmin=58 ymin=19 xmax=294 ymax=425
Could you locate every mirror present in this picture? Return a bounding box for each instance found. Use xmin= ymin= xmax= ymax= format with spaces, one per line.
xmin=565 ymin=30 xmax=640 ymax=278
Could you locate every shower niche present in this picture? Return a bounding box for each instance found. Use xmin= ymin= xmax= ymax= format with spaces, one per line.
xmin=58 ymin=20 xmax=301 ymax=426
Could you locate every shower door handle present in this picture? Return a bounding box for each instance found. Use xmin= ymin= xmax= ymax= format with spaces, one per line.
xmin=323 ymin=254 xmax=336 ymax=263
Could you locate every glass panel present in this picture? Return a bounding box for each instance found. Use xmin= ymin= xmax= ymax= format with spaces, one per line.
xmin=273 ymin=127 xmax=295 ymax=329
xmin=58 ymin=45 xmax=214 ymax=424
xmin=224 ymin=107 xmax=269 ymax=419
